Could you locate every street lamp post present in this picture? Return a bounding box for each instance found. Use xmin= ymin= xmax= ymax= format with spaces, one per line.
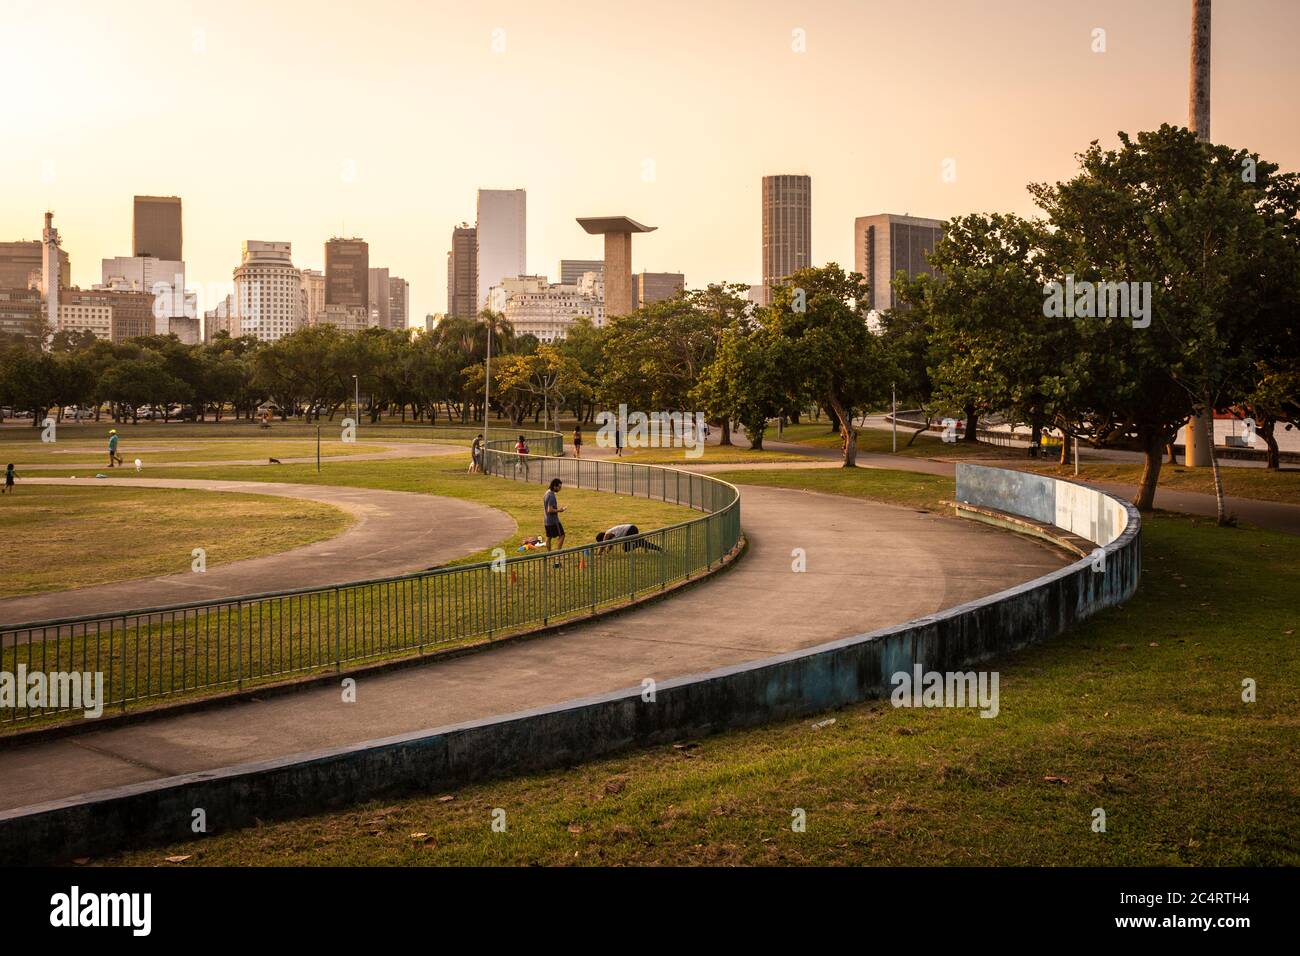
xmin=483 ymin=314 xmax=492 ymax=446
xmin=352 ymin=375 xmax=359 ymax=426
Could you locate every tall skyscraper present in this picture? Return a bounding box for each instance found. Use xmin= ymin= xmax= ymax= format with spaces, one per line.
xmin=233 ymin=241 xmax=301 ymax=341
xmin=853 ymin=214 xmax=945 ymax=313
xmin=388 ymin=276 xmax=409 ymax=330
xmin=559 ymin=259 xmax=604 ymax=286
xmin=476 ymin=189 xmax=526 ymax=310
xmin=447 ymin=224 xmax=478 ymax=319
xmin=367 ymin=266 xmax=390 ymax=328
xmin=41 ymin=212 xmax=62 ymax=331
xmin=761 ymin=174 xmax=812 ymax=305
xmin=132 ymin=195 xmax=183 ymax=261
xmin=325 ymin=238 xmax=369 ymax=309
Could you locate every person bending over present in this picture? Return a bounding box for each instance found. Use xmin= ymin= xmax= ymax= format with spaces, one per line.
xmin=595 ymin=523 xmax=663 ymax=553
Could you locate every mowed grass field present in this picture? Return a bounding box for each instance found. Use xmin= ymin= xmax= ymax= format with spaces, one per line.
xmin=1027 ymin=461 xmax=1300 ymax=506
xmin=15 ymin=439 xmax=704 ymax=573
xmin=2 ymin=439 xmax=392 ymax=467
xmin=99 ymin=466 xmax=1299 ymax=866
xmin=0 ymin=485 xmax=352 ymax=598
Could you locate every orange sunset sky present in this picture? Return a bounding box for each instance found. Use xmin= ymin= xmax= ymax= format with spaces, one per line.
xmin=2 ymin=0 xmax=1298 ymax=325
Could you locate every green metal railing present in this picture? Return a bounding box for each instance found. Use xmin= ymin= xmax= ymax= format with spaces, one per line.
xmin=1 ymin=432 xmax=740 ymax=724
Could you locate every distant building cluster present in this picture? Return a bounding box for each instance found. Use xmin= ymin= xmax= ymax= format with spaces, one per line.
xmin=0 ymin=196 xmax=411 ymax=349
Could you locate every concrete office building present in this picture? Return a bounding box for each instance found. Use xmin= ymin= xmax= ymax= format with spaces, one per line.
xmin=55 ymin=297 xmax=112 ymax=341
xmin=316 ymin=303 xmax=369 ymax=333
xmin=447 ymin=225 xmax=478 ymax=319
xmin=325 ymin=237 xmax=369 ymax=309
xmin=368 ymin=266 xmax=390 ymax=328
xmin=299 ymin=269 xmax=326 ymax=327
xmin=233 ymin=241 xmax=301 ymax=342
xmin=133 ymin=195 xmax=183 ymax=261
xmin=99 ymin=255 xmax=187 ymax=333
xmin=761 ymin=174 xmax=812 ymax=306
xmin=0 ymin=288 xmax=43 ymax=342
xmin=205 ymin=293 xmax=233 ymax=340
xmin=495 ymin=276 xmax=604 ymax=343
xmin=853 ymin=213 xmax=945 ymax=313
xmin=388 ymin=276 xmax=409 ymax=330
xmin=0 ymin=240 xmax=69 ymax=292
xmin=633 ymin=271 xmax=684 ymax=306
xmin=476 ymin=189 xmax=526 ymax=310
xmin=559 ymin=259 xmax=604 ymax=286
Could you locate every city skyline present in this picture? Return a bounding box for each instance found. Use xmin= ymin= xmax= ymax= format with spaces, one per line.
xmin=3 ymin=0 xmax=1299 ymax=326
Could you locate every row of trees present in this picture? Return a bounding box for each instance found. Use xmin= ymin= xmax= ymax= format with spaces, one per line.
xmin=2 ymin=126 xmax=1295 ymax=517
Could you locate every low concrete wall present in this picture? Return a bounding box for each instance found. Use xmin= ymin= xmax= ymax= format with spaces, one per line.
xmin=0 ymin=466 xmax=1140 ymax=864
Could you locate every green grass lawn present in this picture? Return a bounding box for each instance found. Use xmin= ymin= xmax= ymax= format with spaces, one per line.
xmin=0 ymin=486 xmax=351 ymax=598
xmin=100 ymin=492 xmax=1299 ymax=866
xmin=3 ymin=439 xmax=391 ymax=467
xmin=772 ymin=422 xmax=1015 ymax=460
xmin=28 ymin=452 xmax=702 ymax=566
xmin=618 ymin=446 xmax=816 ymax=465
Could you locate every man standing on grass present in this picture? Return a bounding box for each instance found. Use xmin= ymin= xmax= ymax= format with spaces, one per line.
xmin=543 ymin=478 xmax=566 ymax=566
xmin=107 ymin=428 xmax=123 ymax=467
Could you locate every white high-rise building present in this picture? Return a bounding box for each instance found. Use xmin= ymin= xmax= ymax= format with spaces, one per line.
xmin=476 ymin=188 xmax=526 ymax=310
xmin=41 ymin=211 xmax=61 ymax=332
xmin=99 ymin=254 xmax=187 ymax=333
xmin=233 ymin=241 xmax=301 ymax=341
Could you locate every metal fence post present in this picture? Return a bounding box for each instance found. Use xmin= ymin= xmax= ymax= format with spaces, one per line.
xmin=235 ymin=600 xmax=243 ymax=690
xmin=334 ymin=587 xmax=342 ymax=672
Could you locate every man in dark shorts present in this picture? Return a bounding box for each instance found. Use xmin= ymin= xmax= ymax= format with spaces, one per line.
xmin=543 ymin=478 xmax=566 ymax=565
xmin=595 ymin=523 xmax=663 ymax=553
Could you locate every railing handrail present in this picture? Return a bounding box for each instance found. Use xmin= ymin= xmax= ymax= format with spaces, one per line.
xmin=2 ymin=431 xmax=740 ymax=632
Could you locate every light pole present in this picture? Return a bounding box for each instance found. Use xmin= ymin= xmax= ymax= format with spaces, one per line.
xmin=483 ymin=313 xmax=492 ymax=445
xmin=892 ymin=383 xmax=897 ymax=453
xmin=352 ymin=375 xmax=359 ymax=426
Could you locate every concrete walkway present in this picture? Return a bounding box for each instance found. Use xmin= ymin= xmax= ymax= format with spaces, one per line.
xmin=0 ymin=485 xmax=1068 ymax=811
xmin=0 ymin=477 xmax=516 ymax=626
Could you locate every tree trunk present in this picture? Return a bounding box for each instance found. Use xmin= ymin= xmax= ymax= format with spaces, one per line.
xmin=1260 ymin=419 xmax=1280 ymax=470
xmin=1166 ymin=441 xmax=1178 ymax=464
xmin=750 ymin=429 xmax=764 ymax=451
xmin=1059 ymin=434 xmax=1071 ymax=465
xmin=962 ymin=403 xmax=979 ymax=443
xmin=719 ymin=419 xmax=732 ymax=446
xmin=828 ymin=395 xmax=857 ymax=467
xmin=1206 ymin=393 xmax=1230 ymax=524
xmin=1135 ymin=430 xmax=1163 ymax=511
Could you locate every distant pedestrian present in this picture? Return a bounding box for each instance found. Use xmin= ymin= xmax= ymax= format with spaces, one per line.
xmin=470 ymin=434 xmax=484 ymax=474
xmin=107 ymin=428 xmax=123 ymax=467
xmin=573 ymin=423 xmax=583 ymax=458
xmin=515 ymin=434 xmax=530 ymax=477
xmin=2 ymin=463 xmax=16 ymax=495
xmin=543 ymin=478 xmax=566 ymax=564
xmin=614 ymin=426 xmax=622 ymax=457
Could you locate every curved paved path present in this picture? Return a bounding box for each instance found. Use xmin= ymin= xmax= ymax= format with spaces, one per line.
xmin=0 ymin=484 xmax=1067 ymax=811
xmin=0 ymin=477 xmax=516 ymax=626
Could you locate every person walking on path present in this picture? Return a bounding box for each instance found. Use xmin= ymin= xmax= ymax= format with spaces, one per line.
xmin=470 ymin=434 xmax=485 ymax=474
xmin=543 ymin=478 xmax=566 ymax=565
xmin=515 ymin=434 xmax=530 ymax=479
xmin=614 ymin=426 xmax=623 ymax=457
xmin=2 ymin=463 xmax=17 ymax=495
xmin=107 ymin=428 xmax=124 ymax=467
xmin=573 ymin=423 xmax=583 ymax=458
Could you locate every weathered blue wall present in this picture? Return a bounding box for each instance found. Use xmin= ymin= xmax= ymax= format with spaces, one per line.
xmin=0 ymin=467 xmax=1141 ymax=864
